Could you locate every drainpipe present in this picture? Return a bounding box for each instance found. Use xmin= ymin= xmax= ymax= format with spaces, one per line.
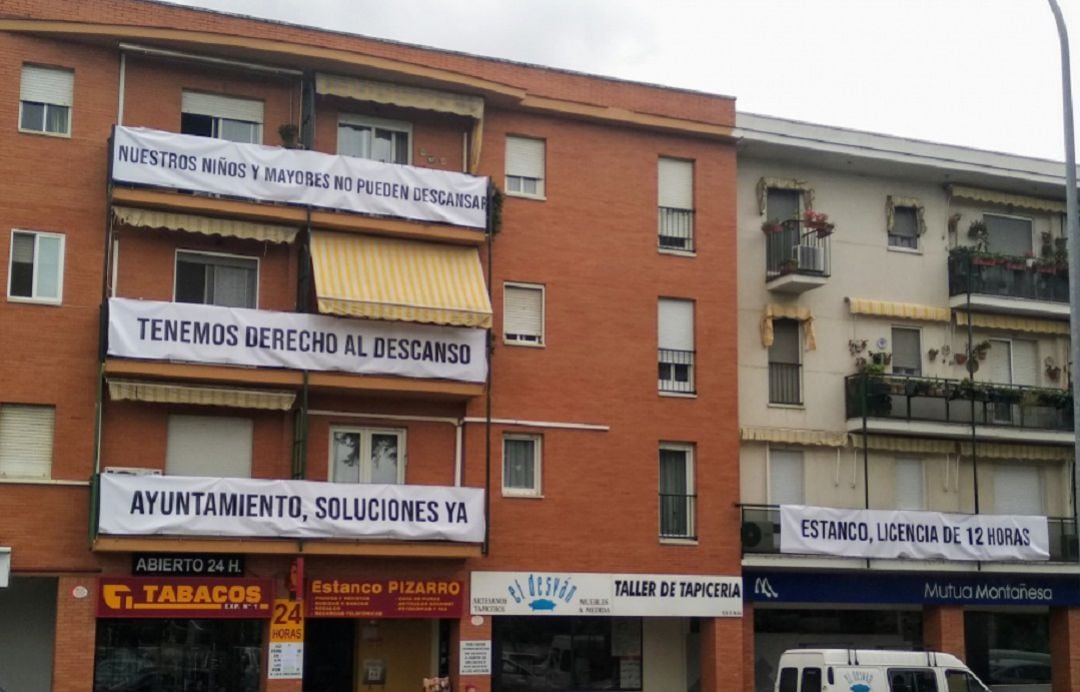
xmin=483 ymin=181 xmax=495 ymax=556
xmin=967 ymin=255 xmax=980 ymax=515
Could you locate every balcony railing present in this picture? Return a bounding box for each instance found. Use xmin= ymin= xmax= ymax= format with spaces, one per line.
xmin=740 ymin=505 xmax=1079 ymax=561
xmin=948 ymin=249 xmax=1069 ymax=303
xmin=659 ymin=349 xmax=695 ymax=394
xmin=659 ymin=206 xmax=694 ymax=252
xmin=765 ymin=220 xmax=832 ymax=280
xmin=769 ymin=362 xmax=802 ymax=405
xmin=660 ymin=493 xmax=697 ymax=539
xmin=844 ymin=373 xmax=1074 ymax=433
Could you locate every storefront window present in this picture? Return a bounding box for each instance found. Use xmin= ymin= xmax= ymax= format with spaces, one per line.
xmin=493 ymin=616 xmax=642 ymax=691
xmin=964 ymin=611 xmax=1050 ymax=687
xmin=94 ymin=619 xmax=261 ymax=692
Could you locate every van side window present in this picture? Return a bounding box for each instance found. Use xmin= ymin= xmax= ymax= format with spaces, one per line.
xmin=945 ymin=670 xmax=988 ymax=692
xmin=777 ymin=667 xmax=798 ymax=692
xmin=889 ymin=669 xmax=939 ymax=692
xmin=801 ymin=667 xmax=822 ymax=692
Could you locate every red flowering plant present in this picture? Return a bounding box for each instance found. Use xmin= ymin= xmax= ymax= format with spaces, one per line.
xmin=802 ymin=210 xmax=835 ymax=237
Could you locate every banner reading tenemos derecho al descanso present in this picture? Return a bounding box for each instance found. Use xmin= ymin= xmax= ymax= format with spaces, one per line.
xmin=98 ymin=474 xmax=485 ymax=542
xmin=111 ymin=126 xmax=489 ymax=228
xmin=780 ymin=505 xmax=1049 ymax=561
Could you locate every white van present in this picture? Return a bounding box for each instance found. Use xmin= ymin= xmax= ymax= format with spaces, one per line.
xmin=774 ymin=649 xmax=990 ymax=692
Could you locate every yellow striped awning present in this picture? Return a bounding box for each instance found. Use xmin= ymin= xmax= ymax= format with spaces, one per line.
xmin=848 ymin=435 xmax=957 ymax=454
xmin=958 ymin=442 xmax=1072 ymax=461
xmin=760 ymin=304 xmax=816 ymax=350
xmin=108 ymin=380 xmax=295 ymax=410
xmin=948 ymin=185 xmax=1065 ymax=214
xmin=741 ymin=427 xmax=848 ymax=447
xmin=848 ymin=298 xmax=951 ymax=322
xmin=954 ymin=311 xmax=1069 ymax=335
xmin=112 ymin=206 xmax=298 ymax=244
xmin=310 ymin=231 xmax=493 ymax=328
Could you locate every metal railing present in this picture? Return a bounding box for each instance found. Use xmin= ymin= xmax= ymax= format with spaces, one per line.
xmin=658 ymin=349 xmax=695 ymax=394
xmin=769 ymin=362 xmax=802 ymax=405
xmin=844 ymin=373 xmax=1074 ymax=432
xmin=660 ymin=493 xmax=697 ymax=539
xmin=659 ymin=207 xmax=694 ymax=251
xmin=739 ymin=504 xmax=1079 ymax=561
xmin=948 ymin=249 xmax=1069 ymax=303
xmin=765 ymin=219 xmax=832 ymax=280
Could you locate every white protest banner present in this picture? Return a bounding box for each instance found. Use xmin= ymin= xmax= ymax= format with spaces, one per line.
xmin=779 ymin=505 xmax=1049 ymax=561
xmin=98 ymin=474 xmax=485 ymax=542
xmin=107 ymin=298 xmax=487 ymax=383
xmin=112 ymin=126 xmax=488 ymax=228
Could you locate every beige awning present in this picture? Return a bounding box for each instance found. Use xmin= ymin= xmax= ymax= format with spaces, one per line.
xmin=848 ymin=435 xmax=957 ymax=454
xmin=760 ymin=304 xmax=816 ymax=350
xmin=958 ymin=442 xmax=1072 ymax=461
xmin=948 ymin=185 xmax=1065 ymax=214
xmin=741 ymin=427 xmax=848 ymax=447
xmin=954 ymin=311 xmax=1069 ymax=335
xmin=848 ymin=298 xmax=951 ymax=322
xmin=108 ymin=380 xmax=295 ymax=410
xmin=112 ymin=206 xmax=298 ymax=244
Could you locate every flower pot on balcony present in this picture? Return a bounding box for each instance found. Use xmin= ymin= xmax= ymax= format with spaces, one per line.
xmin=972 ymin=255 xmax=999 ymax=267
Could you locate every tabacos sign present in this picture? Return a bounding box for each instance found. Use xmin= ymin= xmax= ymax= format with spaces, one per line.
xmin=97 ymin=577 xmax=273 ymax=618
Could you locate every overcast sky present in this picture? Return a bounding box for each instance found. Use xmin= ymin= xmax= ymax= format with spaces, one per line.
xmin=161 ymin=0 xmax=1080 ymax=162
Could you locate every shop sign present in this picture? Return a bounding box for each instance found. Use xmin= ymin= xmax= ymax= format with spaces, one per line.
xmin=470 ymin=571 xmax=742 ymax=618
xmin=459 ymin=640 xmax=491 ymax=675
xmin=112 ymin=126 xmax=489 ymax=229
xmin=306 ymin=578 xmax=464 ymax=618
xmin=745 ymin=569 xmax=1080 ymax=606
xmin=780 ymin=505 xmax=1049 ymax=561
xmin=98 ymin=474 xmax=485 ymax=543
xmin=132 ymin=553 xmax=244 ymax=576
xmin=108 ymin=298 xmax=488 ymax=384
xmin=97 ymin=577 xmax=273 ymax=618
xmin=268 ymin=599 xmax=304 ymax=680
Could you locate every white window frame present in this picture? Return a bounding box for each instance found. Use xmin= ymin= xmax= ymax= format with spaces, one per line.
xmin=658 ymin=297 xmax=695 ymax=395
xmin=503 ymin=282 xmax=545 ymax=347
xmin=8 ymin=229 xmax=65 ymax=305
xmin=887 ymin=203 xmax=922 ymax=252
xmin=891 ymin=326 xmax=922 ymax=377
xmin=658 ymin=157 xmax=695 ymax=253
xmin=19 ymin=64 xmax=73 ymax=138
xmin=173 ymin=249 xmax=259 ymax=309
xmin=165 ymin=415 xmax=253 ymax=478
xmin=502 ymin=433 xmax=542 ymax=497
xmin=329 ymin=426 xmax=407 ymax=485
xmin=659 ymin=442 xmax=695 ymax=540
xmin=180 ymin=91 xmax=264 ymax=144
xmin=983 ymin=212 xmax=1034 ymax=257
xmin=894 ymin=456 xmax=926 ymax=511
xmin=0 ymin=404 xmax=55 ymax=480
xmin=337 ymin=113 xmax=413 ymax=164
xmin=505 ymin=135 xmax=546 ymax=199
xmin=768 ymin=319 xmax=802 ymax=406
xmin=767 ymin=447 xmax=804 ymax=506
xmin=993 ymin=463 xmax=1045 ymax=516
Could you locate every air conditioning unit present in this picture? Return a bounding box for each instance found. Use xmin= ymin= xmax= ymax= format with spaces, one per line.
xmin=793 ymin=244 xmax=825 ymax=273
xmin=103 ymin=467 xmax=162 ymax=476
xmin=741 ymin=520 xmax=776 ymax=549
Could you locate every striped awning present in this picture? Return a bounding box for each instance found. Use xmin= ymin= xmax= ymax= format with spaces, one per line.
xmin=310 ymin=231 xmax=492 ymax=328
xmin=848 ymin=298 xmax=951 ymax=322
xmin=848 ymin=435 xmax=957 ymax=454
xmin=954 ymin=311 xmax=1069 ymax=335
xmin=112 ymin=206 xmax=298 ymax=244
xmin=108 ymin=380 xmax=295 ymax=410
xmin=958 ymin=442 xmax=1072 ymax=461
xmin=741 ymin=427 xmax=848 ymax=447
xmin=948 ymin=185 xmax=1065 ymax=214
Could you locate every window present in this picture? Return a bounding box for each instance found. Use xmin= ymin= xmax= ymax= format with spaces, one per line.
xmin=505 ymin=136 xmax=545 ymax=198
xmin=801 ymin=667 xmax=823 ymax=692
xmin=768 ymin=318 xmax=801 ymax=404
xmin=166 ymin=415 xmax=252 ymax=478
xmin=766 ymin=188 xmax=801 ymax=225
xmin=331 ymin=428 xmax=404 ymax=484
xmin=892 ymin=327 xmax=922 ymax=376
xmin=8 ymin=230 xmax=64 ymax=304
xmin=895 ymin=456 xmax=925 ymax=510
xmin=658 ymin=157 xmax=694 ymax=251
xmin=984 ymin=214 xmax=1033 ymax=257
xmin=175 ymin=251 xmax=258 ymax=309
xmin=338 ymin=114 xmax=411 ymax=164
xmin=0 ymin=404 xmax=55 ymax=479
xmin=19 ymin=65 xmax=73 ymax=136
xmin=993 ymin=464 xmax=1043 ymax=516
xmin=890 ymin=205 xmax=919 ymax=249
xmin=945 ymin=670 xmax=990 ymax=692
xmin=502 ymin=434 xmax=541 ymax=496
xmin=180 ymin=92 xmax=263 ymax=144
xmin=658 ymin=298 xmax=694 ymax=394
xmin=769 ymin=448 xmax=804 ymax=505
xmin=887 ymin=669 xmax=939 ymax=692
xmin=777 ymin=668 xmax=798 ymax=692
xmin=985 ymin=338 xmax=1037 ymax=423
xmin=503 ymin=283 xmax=544 ymax=345
xmin=659 ymin=444 xmax=695 ymax=539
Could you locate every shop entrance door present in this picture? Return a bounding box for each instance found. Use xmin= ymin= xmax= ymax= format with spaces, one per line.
xmin=303 ymin=619 xmax=355 ymax=692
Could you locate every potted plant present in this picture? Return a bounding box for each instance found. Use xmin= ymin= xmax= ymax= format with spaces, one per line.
xmin=761 ymin=220 xmax=785 ymax=234
xmin=967 ymin=219 xmax=990 ymax=253
xmin=802 ymin=210 xmax=835 ymax=237
xmin=779 ymin=258 xmax=799 ymax=274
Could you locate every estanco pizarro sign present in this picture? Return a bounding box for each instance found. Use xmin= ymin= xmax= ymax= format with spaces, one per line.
xmin=98 ymin=474 xmax=485 ymax=542
xmin=470 ymin=571 xmax=742 ymax=618
xmin=779 ymin=505 xmax=1050 ymax=561
xmin=97 ymin=577 xmax=273 ymax=618
xmin=307 ymin=578 xmax=464 ymax=618
xmin=111 ymin=126 xmax=489 ymax=228
xmin=107 ymin=298 xmax=487 ymax=383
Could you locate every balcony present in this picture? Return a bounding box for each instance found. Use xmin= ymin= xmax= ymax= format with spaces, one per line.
xmin=659 ymin=493 xmax=697 ymax=540
xmin=947 ymin=249 xmax=1069 ymax=319
xmin=740 ymin=505 xmax=1079 ymax=563
xmin=844 ymin=373 xmax=1073 ymax=444
xmin=764 ymin=220 xmax=831 ymax=294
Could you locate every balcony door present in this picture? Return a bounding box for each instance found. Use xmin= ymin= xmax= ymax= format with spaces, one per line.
xmin=985 ymin=339 xmax=1037 ymax=423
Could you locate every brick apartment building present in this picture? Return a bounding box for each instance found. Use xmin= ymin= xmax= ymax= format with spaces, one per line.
xmin=0 ymin=1 xmax=744 ymax=691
